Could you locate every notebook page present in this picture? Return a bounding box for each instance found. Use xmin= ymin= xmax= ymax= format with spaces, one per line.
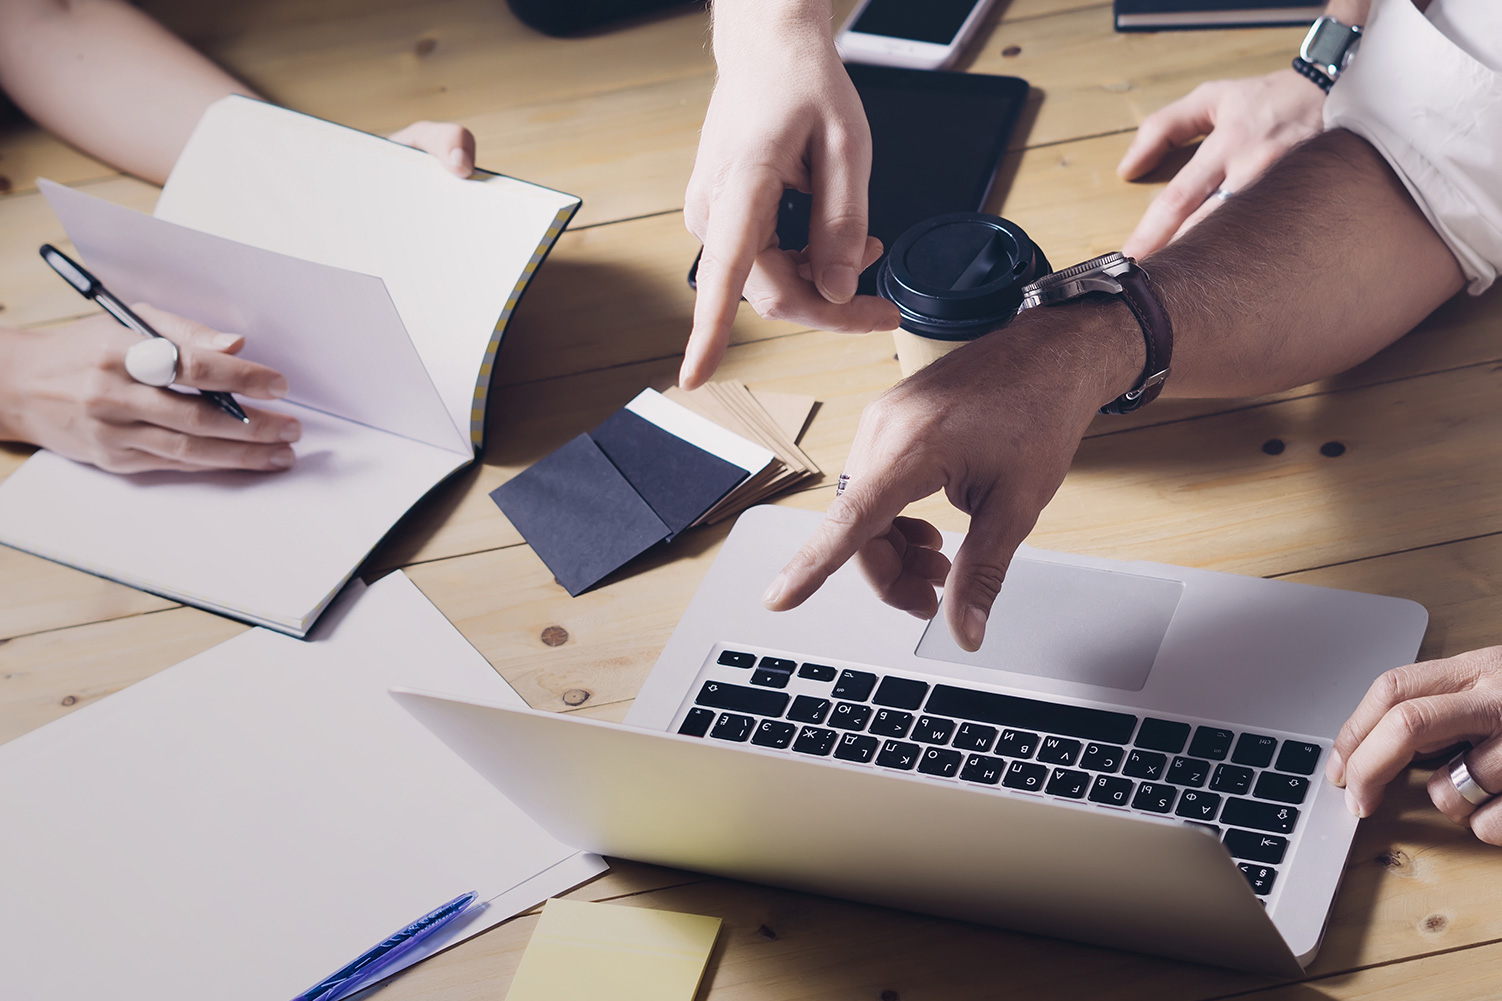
xmin=0 ymin=401 xmax=467 ymax=634
xmin=40 ymin=180 xmax=465 ymax=455
xmin=156 ymin=97 xmax=581 ymax=448
xmin=0 ymin=572 xmax=605 ymax=1001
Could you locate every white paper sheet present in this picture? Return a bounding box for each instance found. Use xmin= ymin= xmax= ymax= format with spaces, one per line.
xmin=625 ymin=388 xmax=776 ymax=477
xmin=156 ymin=97 xmax=581 ymax=446
xmin=0 ymin=572 xmax=606 ymax=1001
xmin=41 ymin=180 xmax=465 ymax=455
xmin=0 ymin=402 xmax=467 ymax=634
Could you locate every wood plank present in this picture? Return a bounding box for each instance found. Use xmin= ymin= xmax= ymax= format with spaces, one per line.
xmin=0 ymin=545 xmax=177 ymax=643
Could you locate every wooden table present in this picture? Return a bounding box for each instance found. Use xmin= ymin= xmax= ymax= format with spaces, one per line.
xmin=4 ymin=1 xmax=1502 ymax=997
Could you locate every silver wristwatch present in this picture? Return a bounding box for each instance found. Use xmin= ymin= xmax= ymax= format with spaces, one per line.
xmin=1300 ymin=16 xmax=1362 ymax=86
xmin=1019 ymin=252 xmax=1174 ymax=415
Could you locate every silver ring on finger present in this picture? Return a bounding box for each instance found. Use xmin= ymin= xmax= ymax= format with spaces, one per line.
xmin=124 ymin=338 xmax=180 ymax=388
xmin=1448 ymin=751 xmax=1496 ymax=807
xmin=1211 ymin=186 xmax=1233 ymax=201
xmin=836 ymin=472 xmax=851 ymax=497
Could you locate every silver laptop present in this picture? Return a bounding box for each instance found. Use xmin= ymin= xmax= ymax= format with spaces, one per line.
xmin=398 ymin=504 xmax=1426 ymax=974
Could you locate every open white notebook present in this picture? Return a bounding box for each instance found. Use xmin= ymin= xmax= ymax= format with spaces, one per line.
xmin=0 ymin=97 xmax=579 ymax=635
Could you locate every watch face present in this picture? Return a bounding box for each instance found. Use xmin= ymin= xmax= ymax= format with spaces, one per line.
xmin=1304 ymin=20 xmax=1357 ymax=72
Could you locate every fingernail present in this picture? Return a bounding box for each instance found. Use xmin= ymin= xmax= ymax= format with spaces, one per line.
xmin=961 ymin=605 xmax=988 ymax=652
xmin=819 ymin=265 xmax=858 ymax=304
xmin=268 ymin=376 xmax=290 ymax=398
xmin=1326 ymin=751 xmax=1346 ymax=787
xmin=761 ymin=574 xmax=787 ymax=607
xmin=1345 ymin=788 xmax=1364 ymax=819
xmin=269 ymin=448 xmax=295 ymax=470
xmin=211 ymin=333 xmax=241 ymax=351
xmin=279 ymin=421 xmax=302 ymax=442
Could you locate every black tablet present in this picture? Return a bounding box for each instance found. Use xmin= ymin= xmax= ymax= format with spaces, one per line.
xmin=691 ymin=66 xmax=1030 ymax=294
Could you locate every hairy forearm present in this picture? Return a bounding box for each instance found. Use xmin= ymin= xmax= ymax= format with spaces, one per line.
xmin=1138 ymin=128 xmax=1464 ymax=399
xmin=711 ymin=0 xmax=833 ymax=66
xmin=0 ymin=0 xmax=256 ymax=185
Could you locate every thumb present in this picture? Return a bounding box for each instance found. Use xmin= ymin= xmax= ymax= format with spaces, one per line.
xmin=943 ymin=501 xmax=1029 ymax=652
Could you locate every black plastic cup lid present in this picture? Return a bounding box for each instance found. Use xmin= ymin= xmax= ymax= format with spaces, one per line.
xmin=876 ymin=212 xmax=1051 ymax=341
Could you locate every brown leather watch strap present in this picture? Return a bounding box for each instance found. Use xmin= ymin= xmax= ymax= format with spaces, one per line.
xmin=1100 ymin=263 xmax=1173 ymax=415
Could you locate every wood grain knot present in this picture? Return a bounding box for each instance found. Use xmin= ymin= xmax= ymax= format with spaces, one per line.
xmin=1421 ymin=913 xmax=1449 ymax=934
xmin=881 ymin=991 xmax=900 ymax=1001
xmin=1002 ymin=45 xmax=1022 ymax=57
xmin=1375 ymin=848 xmax=1411 ymax=873
xmin=414 ymin=37 xmax=438 ymax=57
xmin=1320 ymin=441 xmax=1346 ymax=458
xmin=562 ymin=688 xmax=590 ymax=706
xmin=60 ymin=695 xmax=77 ymax=706
xmin=756 ymin=924 xmax=777 ymax=940
xmin=541 ymin=625 xmax=569 ymax=647
xmin=1261 ymin=439 xmax=1285 ymax=455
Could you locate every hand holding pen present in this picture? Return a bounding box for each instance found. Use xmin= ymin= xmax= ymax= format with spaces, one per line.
xmin=4 ymin=244 xmax=301 ymax=474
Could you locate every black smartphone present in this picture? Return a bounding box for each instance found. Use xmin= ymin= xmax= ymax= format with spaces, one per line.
xmin=689 ymin=65 xmax=1030 ymax=293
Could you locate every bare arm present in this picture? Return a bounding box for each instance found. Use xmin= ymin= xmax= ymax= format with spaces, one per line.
xmin=0 ymin=0 xmax=255 ymax=186
xmin=769 ymin=128 xmax=1465 ymax=650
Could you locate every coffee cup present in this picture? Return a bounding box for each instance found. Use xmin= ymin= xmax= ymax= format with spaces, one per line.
xmin=875 ymin=212 xmax=1050 ymax=377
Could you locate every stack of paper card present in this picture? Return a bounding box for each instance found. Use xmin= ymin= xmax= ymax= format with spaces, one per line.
xmin=490 ymin=385 xmax=819 ymax=596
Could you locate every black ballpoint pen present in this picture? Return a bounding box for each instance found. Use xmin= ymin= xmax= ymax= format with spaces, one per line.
xmin=38 ymin=243 xmax=251 ymax=424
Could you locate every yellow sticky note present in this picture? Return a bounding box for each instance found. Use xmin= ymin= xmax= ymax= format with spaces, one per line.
xmin=505 ymin=899 xmax=722 ymax=1001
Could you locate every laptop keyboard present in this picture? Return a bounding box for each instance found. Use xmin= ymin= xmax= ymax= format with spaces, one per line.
xmin=674 ymin=646 xmax=1328 ymax=905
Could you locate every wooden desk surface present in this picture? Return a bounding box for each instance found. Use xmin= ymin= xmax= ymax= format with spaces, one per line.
xmin=4 ymin=1 xmax=1502 ymax=997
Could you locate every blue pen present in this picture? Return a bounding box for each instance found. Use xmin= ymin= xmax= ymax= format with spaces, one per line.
xmin=292 ymin=890 xmax=479 ymax=1001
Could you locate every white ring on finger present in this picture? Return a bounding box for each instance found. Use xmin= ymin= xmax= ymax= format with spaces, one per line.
xmin=1448 ymin=751 xmax=1496 ymax=807
xmin=124 ymin=338 xmax=180 ymax=388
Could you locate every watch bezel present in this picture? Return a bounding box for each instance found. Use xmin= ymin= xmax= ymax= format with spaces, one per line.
xmin=1300 ymin=16 xmax=1362 ymax=80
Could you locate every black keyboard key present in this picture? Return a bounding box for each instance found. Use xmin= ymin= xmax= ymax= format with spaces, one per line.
xmin=1174 ymin=790 xmax=1222 ymax=822
xmin=1079 ymin=742 xmax=1125 ymax=773
xmin=757 ymin=656 xmax=796 ymax=673
xmin=1238 ymin=863 xmax=1278 ymax=896
xmin=792 ymin=726 xmax=838 ymax=756
xmin=1166 ymin=756 xmax=1210 ymax=788
xmin=913 ymin=715 xmax=956 ymax=744
xmin=925 ymin=685 xmax=1137 ymax=743
xmin=750 ymin=719 xmax=797 ymax=748
xmin=695 ymin=680 xmax=790 ymax=718
xmin=834 ymin=733 xmax=880 ymax=763
xmin=717 ymin=650 xmax=756 ymax=669
xmin=1089 ymin=775 xmax=1135 ymax=807
xmin=833 ymin=670 xmax=878 ymax=701
xmin=1132 ymin=782 xmax=1177 ymax=813
xmin=678 ymin=707 xmax=715 ymax=737
xmin=1046 ymin=768 xmax=1090 ymax=799
xmin=953 ymin=723 xmax=998 ymax=752
xmin=1123 ymin=749 xmax=1167 ymax=780
xmin=1254 ymin=771 xmax=1310 ymax=805
xmin=1276 ymin=741 xmax=1322 ymax=776
xmin=1003 ymin=760 xmax=1048 ymax=792
xmin=876 ymin=739 xmax=921 ymax=770
xmin=960 ymin=754 xmax=1006 ymax=785
xmin=1188 ymin=727 xmax=1234 ymax=761
xmin=1221 ymin=798 xmax=1299 ymax=834
xmin=1037 ymin=736 xmax=1082 ymax=766
xmin=828 ymin=702 xmax=873 ymax=731
xmin=750 ymin=668 xmax=791 ymax=688
xmin=996 ymin=729 xmax=1039 ymax=758
xmin=1225 ymin=829 xmax=1289 ymax=865
xmin=869 ymin=709 xmax=913 ymax=738
xmin=1232 ymin=733 xmax=1279 ymax=768
xmin=872 ymin=676 xmax=929 ymax=710
xmin=786 ymin=695 xmax=831 ymax=725
xmin=711 ymin=712 xmax=755 ymax=742
xmin=798 ymin=662 xmax=837 ymax=682
xmin=1210 ymin=764 xmax=1254 ymax=795
xmin=1134 ymin=718 xmax=1190 ymax=753
xmin=917 ymin=747 xmax=962 ymax=777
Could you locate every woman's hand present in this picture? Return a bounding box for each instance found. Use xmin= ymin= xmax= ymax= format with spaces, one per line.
xmin=1119 ymin=70 xmax=1326 ymax=259
xmin=388 ymin=121 xmax=478 ymax=177
xmin=1329 ymin=645 xmax=1502 ymax=844
xmin=0 ymin=305 xmax=300 ymax=474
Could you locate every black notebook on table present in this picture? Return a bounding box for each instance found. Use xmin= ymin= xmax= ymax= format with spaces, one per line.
xmin=1114 ymin=0 xmax=1320 ymax=30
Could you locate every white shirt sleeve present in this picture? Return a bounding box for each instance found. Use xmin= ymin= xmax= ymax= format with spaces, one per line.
xmin=1323 ymin=0 xmax=1502 ymax=295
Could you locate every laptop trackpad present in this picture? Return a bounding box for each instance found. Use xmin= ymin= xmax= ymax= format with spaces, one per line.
xmin=915 ymin=560 xmax=1184 ymax=692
